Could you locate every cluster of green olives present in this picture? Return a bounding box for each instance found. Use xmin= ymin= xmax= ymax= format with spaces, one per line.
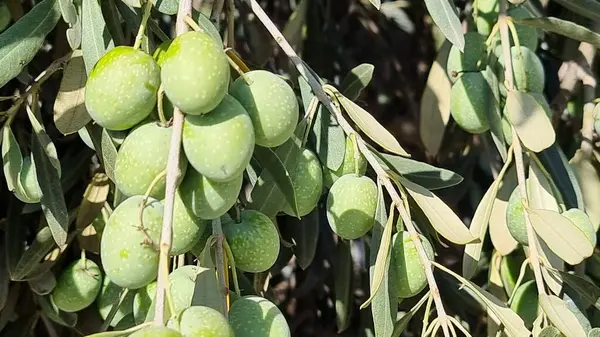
xmin=447 ymin=1 xmax=550 ymax=143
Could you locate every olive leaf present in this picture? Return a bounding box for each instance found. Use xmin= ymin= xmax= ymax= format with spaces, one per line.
xmin=374 ymin=151 xmax=463 ymax=190
xmin=514 ymin=17 xmax=600 ymax=49
xmin=398 ymin=176 xmax=476 ymax=244
xmin=540 ymin=294 xmax=588 ymax=337
xmin=193 ymin=10 xmax=223 ymax=48
xmin=549 ymin=0 xmax=600 ymax=23
xmin=58 ymin=0 xmax=77 ymax=24
xmin=82 ymin=0 xmax=115 ymax=73
xmin=122 ymin=0 xmax=178 ymax=15
xmin=570 ymin=150 xmax=600 ymax=231
xmin=528 ymin=209 xmax=594 ymax=265
xmin=483 ymin=66 xmax=507 ymax=162
xmin=528 ymin=160 xmax=560 ymax=211
xmin=76 ymin=173 xmax=110 ymax=253
xmin=370 ymin=185 xmax=396 ymax=337
xmin=28 ymin=271 xmax=57 ymax=295
xmin=0 ymin=234 xmax=9 ymax=311
xmin=299 ymin=77 xmax=315 ymax=115
xmin=549 ymin=269 xmax=600 ymax=311
xmin=27 ymin=104 xmax=61 ymax=176
xmin=538 ymin=239 xmax=565 ymax=296
xmin=419 ymin=40 xmax=451 ymax=157
xmin=54 ymin=52 xmax=91 ymax=135
xmin=309 ymin=104 xmax=345 ymax=171
xmin=337 ymin=94 xmax=410 ymax=157
xmin=251 ymin=146 xmax=299 ymax=217
xmin=539 ymin=145 xmax=584 ymax=211
xmin=279 ymin=208 xmax=319 ymax=270
xmin=67 ymin=0 xmax=82 ymax=49
xmin=11 ymin=227 xmax=55 ymax=281
xmin=37 ymin=294 xmax=78 ymax=327
xmin=341 ymin=63 xmax=375 ymax=101
xmin=368 ymin=0 xmax=381 ymax=10
xmin=2 ymin=126 xmax=23 ymax=193
xmin=423 ymin=0 xmax=464 ymax=52
xmin=86 ymin=124 xmax=118 ymax=182
xmin=506 ymin=91 xmax=555 ymax=153
xmin=0 ymin=0 xmax=61 ymax=88
xmin=334 ymin=240 xmax=352 ymax=333
xmin=391 ymin=293 xmax=429 ymax=337
xmin=282 ymin=0 xmax=309 ymax=51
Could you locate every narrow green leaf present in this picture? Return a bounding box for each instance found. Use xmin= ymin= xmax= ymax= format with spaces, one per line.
xmin=86 ymin=124 xmax=118 ymax=182
xmin=550 ymin=0 xmax=600 ymax=22
xmin=489 ymin=168 xmax=519 ymax=256
xmin=309 ymin=104 xmax=345 ymax=171
xmin=540 ymin=294 xmax=587 ymax=337
xmin=334 ymin=240 xmax=352 ymax=333
xmin=398 ymin=176 xmax=476 ymax=244
xmin=298 ymin=77 xmax=315 ymax=115
xmin=2 ymin=126 xmax=23 ymax=192
xmin=528 ymin=161 xmax=559 ymax=212
xmin=27 ymin=105 xmax=61 ymax=176
xmin=0 ymin=233 xmax=9 ymax=311
xmin=539 ymin=145 xmax=583 ymax=210
xmin=58 ymin=0 xmax=77 ymax=24
xmin=338 ymin=95 xmax=409 ymax=157
xmin=123 ymin=0 xmax=178 ymax=14
xmin=54 ymin=52 xmax=91 ymax=135
xmin=0 ymin=0 xmax=61 ymax=88
xmin=528 ymin=209 xmax=594 ymax=265
xmin=81 ymin=0 xmax=115 ymax=73
xmin=341 ymin=64 xmax=375 ymax=101
xmin=66 ymin=3 xmax=82 ymax=49
xmin=506 ymin=91 xmax=555 ymax=153
xmin=11 ymin=227 xmax=55 ymax=281
xmin=28 ymin=271 xmax=57 ymax=295
xmin=570 ymin=150 xmax=600 ymax=231
xmin=423 ymin=0 xmax=464 ymax=51
xmin=361 ymin=206 xmax=394 ymax=309
xmin=538 ymin=239 xmax=565 ymax=296
xmin=374 ymin=151 xmax=463 ymax=190
xmin=251 ymin=146 xmax=299 ymax=217
xmin=391 ymin=293 xmax=430 ymax=337
xmin=37 ymin=295 xmax=78 ymax=327
xmin=435 ymin=262 xmax=530 ymax=337
xmin=370 ymin=184 xmax=396 ymax=337
xmin=280 ymin=208 xmax=319 ymax=270
xmin=282 ymin=0 xmax=309 ymax=51
xmin=514 ymin=17 xmax=600 ymax=49
xmin=550 ymin=269 xmax=600 ymax=312
xmin=368 ymin=0 xmax=381 ymax=10
xmin=193 ymin=10 xmax=223 ymax=48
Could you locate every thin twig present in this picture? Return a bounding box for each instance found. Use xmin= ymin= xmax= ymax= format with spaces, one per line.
xmin=212 ymin=217 xmax=229 ymax=317
xmin=153 ymin=0 xmax=191 ymax=326
xmin=210 ymin=0 xmax=226 ymax=28
xmin=133 ymin=0 xmax=154 ymax=50
xmin=226 ymin=0 xmax=235 ymax=48
xmin=242 ymin=0 xmax=450 ymax=334
xmin=499 ymin=1 xmax=546 ymax=296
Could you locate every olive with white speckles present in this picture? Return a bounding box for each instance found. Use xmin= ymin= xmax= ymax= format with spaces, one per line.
xmin=167 ymin=306 xmax=234 ymax=337
xmin=115 ymin=122 xmax=188 ymax=200
xmin=51 ymin=258 xmax=103 ymax=312
xmin=97 ymin=276 xmax=135 ymax=327
xmin=132 ymin=265 xmax=221 ymax=323
xmin=229 ymin=296 xmax=291 ymax=337
xmin=392 ymin=231 xmax=434 ymax=298
xmin=506 ymin=187 xmax=527 ymax=245
xmin=326 ymin=174 xmax=377 ymax=240
xmin=450 ymin=72 xmax=491 ymax=134
xmin=323 ymin=137 xmax=367 ymax=188
xmin=161 ymin=31 xmax=230 ymax=115
xmin=183 ymin=94 xmax=255 ymax=182
xmin=446 ymin=32 xmax=487 ymax=82
xmin=222 ymin=210 xmax=280 ymax=273
xmin=130 ymin=326 xmax=182 ymax=337
xmin=170 ymin=191 xmax=208 ymax=255
xmin=101 ymin=196 xmax=163 ymax=289
xmin=498 ymin=46 xmax=544 ymax=93
xmin=229 ymin=70 xmax=299 ymax=147
xmin=178 ymin=166 xmax=242 ymax=220
xmin=282 ymin=148 xmax=323 ymax=217
xmin=14 ymin=156 xmax=42 ymax=203
xmin=85 ymin=46 xmax=160 ymax=130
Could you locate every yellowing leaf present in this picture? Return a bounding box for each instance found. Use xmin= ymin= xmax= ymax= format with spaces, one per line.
xmin=506 ymin=91 xmax=555 ymax=152
xmin=338 ymin=95 xmax=410 ymax=157
xmin=528 ymin=209 xmax=594 ymax=265
xmin=540 ymin=294 xmax=587 ymax=337
xmin=75 ymin=173 xmax=110 ymax=253
xmin=54 ymin=52 xmax=91 ymax=135
xmin=399 ymin=176 xmax=475 ymax=244
xmin=570 ymin=150 xmax=600 ymax=231
xmin=419 ymin=40 xmax=452 ymax=157
xmin=528 ymin=161 xmax=559 ymax=212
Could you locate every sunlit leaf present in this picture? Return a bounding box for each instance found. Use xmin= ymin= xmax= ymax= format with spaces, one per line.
xmin=2 ymin=126 xmax=23 ymax=192
xmin=506 ymin=91 xmax=555 ymax=153
xmin=570 ymin=150 xmax=600 ymax=231
xmin=489 ymin=167 xmax=519 ymax=255
xmin=540 ymin=294 xmax=588 ymax=337
xmin=58 ymin=0 xmax=77 ymax=24
xmin=309 ymin=104 xmax=345 ymax=171
xmin=341 ymin=63 xmax=375 ymax=101
xmin=54 ymin=52 xmax=91 ymax=135
xmin=81 ymin=0 xmax=115 ymax=73
xmin=514 ymin=16 xmax=600 ymax=49
xmin=76 ymin=173 xmax=110 ymax=253
xmin=423 ymin=0 xmax=464 ymax=51
xmin=528 ymin=161 xmax=559 ymax=212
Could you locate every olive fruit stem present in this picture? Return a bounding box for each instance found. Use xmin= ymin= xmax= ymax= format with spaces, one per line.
xmin=157 ymin=86 xmax=168 ymax=126
xmin=212 ymin=217 xmax=229 ymax=317
xmin=499 ymin=0 xmax=546 ymax=296
xmin=243 ymin=0 xmax=450 ymax=334
xmin=137 ymin=169 xmax=167 ymax=246
xmin=133 ymin=0 xmax=154 ymax=50
xmin=226 ymin=0 xmax=235 ymax=48
xmin=223 ymin=240 xmax=242 ymax=295
xmin=99 ymin=288 xmax=131 ymax=332
xmin=226 ymin=55 xmax=251 ymax=84
xmin=183 ymin=15 xmax=203 ymax=32
xmin=506 ymin=257 xmax=531 ymax=306
xmin=153 ymin=0 xmax=191 ymax=326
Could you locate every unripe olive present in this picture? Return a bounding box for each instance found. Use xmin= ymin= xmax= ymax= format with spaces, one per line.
xmin=500 ymin=250 xmax=533 ymax=296
xmin=229 ymin=296 xmax=291 ymax=337
xmin=506 ymin=187 xmax=528 ymax=245
xmin=282 ymin=148 xmax=323 ymax=217
xmin=392 ymin=231 xmax=434 ymax=298
xmin=446 ymin=32 xmax=487 ymax=82
xmin=100 ymin=196 xmax=163 ymax=289
xmin=507 ymin=6 xmax=539 ymax=51
xmin=222 ymin=210 xmax=280 ymax=273
xmin=130 ymin=326 xmax=182 ymax=337
xmin=161 ymin=31 xmax=230 ymax=115
xmin=562 ymin=209 xmax=597 ymax=247
xmin=450 ymin=72 xmax=492 ymax=134
xmin=97 ymin=276 xmax=135 ymax=327
xmin=115 ymin=122 xmax=188 ymax=199
xmin=15 ymin=156 xmax=42 ymax=203
xmin=475 ymin=0 xmax=499 ymax=36
xmin=183 ymin=95 xmax=255 ymax=182
xmin=178 ymin=167 xmax=242 ymax=220
xmin=170 ymin=190 xmax=208 ymax=255
xmin=167 ymin=306 xmax=234 ymax=337
xmin=85 ymin=46 xmax=160 ymax=130
xmin=323 ymin=137 xmax=367 ymax=189
xmin=509 ymin=280 xmax=539 ymax=328
xmin=229 ymin=70 xmax=299 ymax=147
xmin=326 ymin=174 xmax=377 ymax=240
xmin=51 ymin=258 xmax=103 ymax=312
xmin=499 ymin=46 xmax=544 ymax=93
